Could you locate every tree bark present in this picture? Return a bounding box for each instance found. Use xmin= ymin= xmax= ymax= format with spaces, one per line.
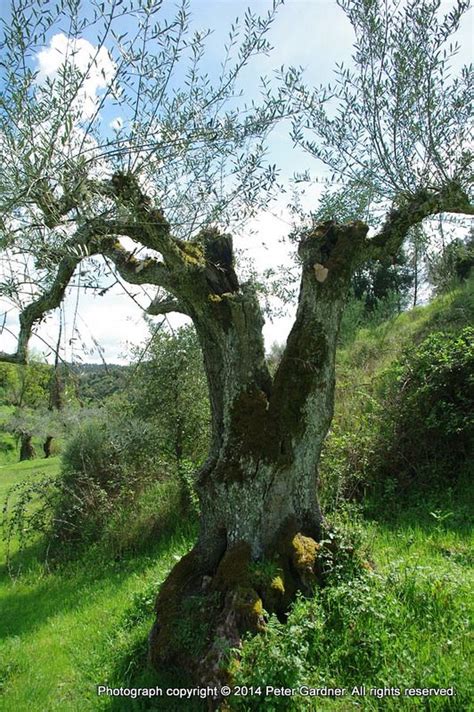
xmin=19 ymin=433 xmax=35 ymax=461
xmin=149 ymin=221 xmax=369 ymax=683
xmin=43 ymin=435 xmax=53 ymax=458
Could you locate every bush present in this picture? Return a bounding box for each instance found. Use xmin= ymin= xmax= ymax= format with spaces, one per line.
xmin=1 ymin=412 xmax=192 ymax=562
xmin=375 ymin=327 xmax=474 ymax=491
xmin=320 ymin=325 xmax=474 ymax=511
xmin=53 ymin=417 xmax=159 ymax=546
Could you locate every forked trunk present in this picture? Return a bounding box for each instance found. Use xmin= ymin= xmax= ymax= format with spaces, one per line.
xmin=149 ymin=221 xmax=368 ymax=685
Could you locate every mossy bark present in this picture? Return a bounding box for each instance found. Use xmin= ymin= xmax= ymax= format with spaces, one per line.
xmin=149 ymin=221 xmax=369 ymax=687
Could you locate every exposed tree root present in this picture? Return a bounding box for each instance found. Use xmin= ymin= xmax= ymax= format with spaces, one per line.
xmin=148 ymin=525 xmax=356 ymax=707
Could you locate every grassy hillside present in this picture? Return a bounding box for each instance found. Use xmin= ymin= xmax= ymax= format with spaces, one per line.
xmin=0 ymin=281 xmax=472 ymax=711
xmin=320 ymin=276 xmax=474 ymax=512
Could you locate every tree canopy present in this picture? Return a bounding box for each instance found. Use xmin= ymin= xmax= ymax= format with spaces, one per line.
xmin=0 ymin=0 xmax=472 ymax=365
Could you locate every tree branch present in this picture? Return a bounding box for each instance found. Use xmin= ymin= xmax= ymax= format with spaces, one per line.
xmin=0 ymin=218 xmax=177 ymax=365
xmin=146 ymin=295 xmax=188 ymax=316
xmin=99 ymin=238 xmax=175 ymax=290
xmin=0 ymin=254 xmax=80 ymax=364
xmin=369 ymin=181 xmax=474 ymax=259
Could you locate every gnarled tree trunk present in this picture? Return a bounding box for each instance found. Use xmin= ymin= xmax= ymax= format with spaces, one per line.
xmin=149 ymin=221 xmax=369 ymax=685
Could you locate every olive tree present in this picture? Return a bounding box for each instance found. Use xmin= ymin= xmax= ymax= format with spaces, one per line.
xmin=0 ymin=0 xmax=472 ymax=686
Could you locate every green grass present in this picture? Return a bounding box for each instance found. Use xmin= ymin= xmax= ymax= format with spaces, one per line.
xmin=0 ymin=456 xmax=59 ymax=500
xmin=0 ymin=457 xmax=200 ymax=712
xmin=0 ymin=457 xmax=62 ymax=569
xmin=233 ymin=501 xmax=473 ymax=710
xmin=1 ymin=466 xmax=471 ymax=711
xmin=0 ymin=532 xmax=197 ymax=711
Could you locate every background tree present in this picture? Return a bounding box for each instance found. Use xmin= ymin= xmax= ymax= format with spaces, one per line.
xmin=125 ymin=323 xmax=210 ymax=470
xmin=0 ymin=359 xmax=50 ymax=460
xmin=428 ymin=226 xmax=474 ymax=292
xmin=0 ymin=0 xmax=472 ymax=687
xmin=351 ymin=251 xmax=414 ymax=312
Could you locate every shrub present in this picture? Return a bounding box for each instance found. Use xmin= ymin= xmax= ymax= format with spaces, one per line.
xmin=375 ymin=327 xmax=474 ymax=491
xmin=1 ymin=412 xmax=191 ymax=563
xmin=53 ymin=417 xmax=158 ymax=547
xmin=320 ymin=326 xmax=474 ymax=511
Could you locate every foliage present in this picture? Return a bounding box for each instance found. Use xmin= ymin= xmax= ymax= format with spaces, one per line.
xmin=1 ymin=473 xmax=60 ymax=563
xmin=0 ymin=360 xmax=68 ymax=461
xmin=0 ymin=0 xmax=285 ymax=308
xmin=1 ymin=325 xmax=209 ymax=559
xmin=428 ymin=228 xmax=474 ymax=293
xmin=375 ymin=326 xmax=474 ymax=488
xmin=1 ymin=413 xmax=178 ymax=559
xmin=233 ymin=560 xmax=472 ymax=710
xmin=339 ymin=289 xmax=405 ymax=346
xmin=351 ymin=252 xmax=414 ymax=314
xmin=74 ymin=363 xmax=129 ymax=404
xmin=287 ymin=0 xmax=473 ymax=214
xmin=0 ymin=361 xmax=50 ymax=409
xmin=55 ymin=416 xmax=172 ymax=548
xmin=125 ymin=324 xmax=210 ymax=467
xmin=320 ymin=279 xmax=474 ymax=510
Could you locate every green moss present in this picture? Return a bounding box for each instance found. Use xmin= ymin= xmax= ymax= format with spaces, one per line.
xmin=151 ymin=548 xmax=206 ymax=667
xmin=233 ymin=585 xmax=265 ymax=633
xmin=212 ymin=542 xmax=252 ymax=592
xmin=270 ymin=318 xmax=328 ymax=442
xmin=176 ymin=239 xmax=205 ymax=266
xmin=211 ymin=545 xmax=266 ymax=635
xmin=291 ymin=532 xmax=320 ymax=570
xmin=270 ymin=575 xmax=285 ymax=594
xmin=260 ymin=572 xmax=291 ymax=617
xmin=229 ymin=387 xmax=279 ymax=464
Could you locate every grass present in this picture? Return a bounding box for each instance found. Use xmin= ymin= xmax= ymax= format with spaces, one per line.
xmin=233 ymin=500 xmax=473 ymax=710
xmin=0 ymin=456 xmax=200 ymax=712
xmin=0 ymin=531 xmax=197 ymax=711
xmin=1 ymin=465 xmax=471 ymax=711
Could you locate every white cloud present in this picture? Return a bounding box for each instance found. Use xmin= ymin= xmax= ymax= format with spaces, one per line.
xmin=36 ymin=33 xmax=115 ymax=119
xmin=109 ymin=116 xmax=123 ymax=131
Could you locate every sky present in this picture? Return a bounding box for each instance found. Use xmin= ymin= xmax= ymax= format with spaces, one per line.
xmin=0 ymin=0 xmax=472 ymax=364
